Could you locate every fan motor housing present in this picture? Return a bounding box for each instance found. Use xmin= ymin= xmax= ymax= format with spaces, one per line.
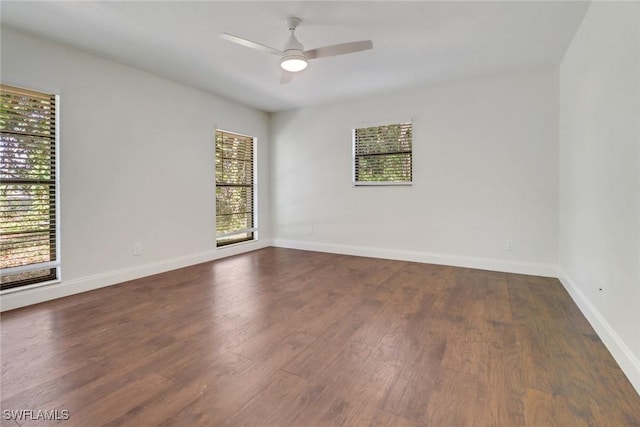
xmin=286 ymin=16 xmax=302 ymax=30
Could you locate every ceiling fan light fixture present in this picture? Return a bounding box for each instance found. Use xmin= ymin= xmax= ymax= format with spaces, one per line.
xmin=220 ymin=15 xmax=373 ymax=82
xmin=280 ymin=51 xmax=308 ymax=72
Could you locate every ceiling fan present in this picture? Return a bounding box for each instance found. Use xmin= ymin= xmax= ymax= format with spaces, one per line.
xmin=220 ymin=17 xmax=373 ymax=83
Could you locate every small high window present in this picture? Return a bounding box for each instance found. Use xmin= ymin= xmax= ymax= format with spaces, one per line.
xmin=353 ymin=122 xmax=412 ymax=186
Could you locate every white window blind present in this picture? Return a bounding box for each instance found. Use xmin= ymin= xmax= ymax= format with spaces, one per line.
xmin=353 ymin=122 xmax=412 ymax=185
xmin=1 ymin=84 xmax=60 ymax=291
xmin=215 ymin=129 xmax=255 ymax=247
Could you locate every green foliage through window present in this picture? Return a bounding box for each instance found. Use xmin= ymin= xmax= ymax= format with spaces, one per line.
xmin=354 ymin=122 xmax=412 ymax=184
xmin=1 ymin=85 xmax=59 ymax=290
xmin=215 ymin=130 xmax=255 ymax=246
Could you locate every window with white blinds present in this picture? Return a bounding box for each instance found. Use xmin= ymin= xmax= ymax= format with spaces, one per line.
xmin=1 ymin=85 xmax=60 ymax=291
xmin=353 ymin=122 xmax=413 ymax=185
xmin=215 ymin=129 xmax=255 ymax=247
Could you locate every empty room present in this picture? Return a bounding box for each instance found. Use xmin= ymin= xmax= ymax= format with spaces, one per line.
xmin=1 ymin=1 xmax=639 ymax=426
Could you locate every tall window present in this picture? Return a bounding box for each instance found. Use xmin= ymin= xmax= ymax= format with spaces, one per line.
xmin=215 ymin=129 xmax=255 ymax=247
xmin=1 ymin=85 xmax=59 ymax=291
xmin=353 ymin=121 xmax=413 ymax=185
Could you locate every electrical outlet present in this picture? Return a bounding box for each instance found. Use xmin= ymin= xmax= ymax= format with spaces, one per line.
xmin=505 ymin=240 xmax=514 ymax=251
xmin=133 ymin=242 xmax=142 ymax=256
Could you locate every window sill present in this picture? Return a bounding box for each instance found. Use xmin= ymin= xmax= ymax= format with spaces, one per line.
xmin=353 ymin=181 xmax=413 ymax=187
xmin=216 ymin=238 xmax=258 ymax=249
xmin=0 ymin=278 xmax=62 ymax=295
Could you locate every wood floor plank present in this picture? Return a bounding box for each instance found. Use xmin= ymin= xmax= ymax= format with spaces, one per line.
xmin=369 ymin=408 xmax=424 ymax=427
xmin=1 ymin=247 xmax=638 ymax=426
xmin=157 ymin=360 xmax=281 ymax=426
xmin=379 ymin=358 xmax=442 ymax=423
xmin=0 ymin=419 xmax=18 ymax=427
xmin=440 ymin=319 xmax=486 ymax=376
xmin=256 ymin=382 xmax=329 ymax=426
xmin=219 ymin=369 xmax=308 ymax=427
xmin=423 ymin=368 xmax=480 ymax=427
xmin=473 ymin=320 xmax=526 ymax=427
xmin=524 ymin=388 xmax=587 ymax=427
xmin=21 ymin=373 xmax=173 ymax=427
xmin=102 ymin=376 xmax=211 ymax=427
xmin=514 ymin=324 xmax=563 ymax=394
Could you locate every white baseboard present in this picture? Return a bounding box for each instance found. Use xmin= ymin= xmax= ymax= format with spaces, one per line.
xmin=558 ymin=268 xmax=640 ymax=395
xmin=0 ymin=239 xmax=273 ymax=312
xmin=272 ymin=238 xmax=558 ymax=277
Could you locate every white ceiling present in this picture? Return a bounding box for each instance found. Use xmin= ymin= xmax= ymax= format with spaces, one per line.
xmin=1 ymin=1 xmax=589 ymax=112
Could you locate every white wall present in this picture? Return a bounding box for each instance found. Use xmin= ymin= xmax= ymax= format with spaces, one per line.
xmin=0 ymin=27 xmax=272 ymax=310
xmin=271 ymin=69 xmax=559 ymax=275
xmin=558 ymin=2 xmax=640 ymax=392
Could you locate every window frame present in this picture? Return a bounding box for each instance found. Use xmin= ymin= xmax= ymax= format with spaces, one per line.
xmin=352 ymin=120 xmax=413 ymax=186
xmin=0 ymin=84 xmax=61 ymax=293
xmin=214 ymin=128 xmax=257 ymax=248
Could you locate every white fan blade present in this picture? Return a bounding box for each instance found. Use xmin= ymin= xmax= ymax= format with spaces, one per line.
xmin=220 ymin=33 xmax=281 ymax=56
xmin=280 ymin=71 xmax=294 ymax=84
xmin=304 ymin=40 xmax=373 ymax=60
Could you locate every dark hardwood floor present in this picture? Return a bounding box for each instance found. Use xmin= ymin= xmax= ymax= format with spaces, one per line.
xmin=1 ymin=247 xmax=639 ymax=426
